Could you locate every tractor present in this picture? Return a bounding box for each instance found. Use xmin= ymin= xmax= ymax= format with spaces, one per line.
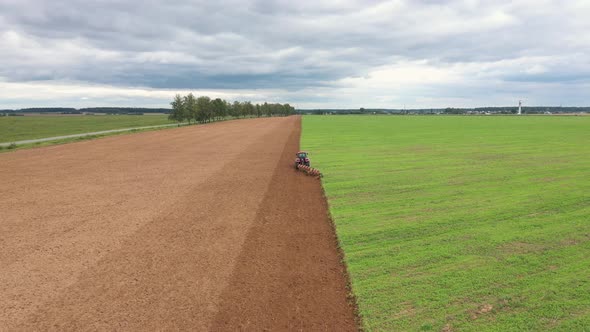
xmin=295 ymin=151 xmax=310 ymax=169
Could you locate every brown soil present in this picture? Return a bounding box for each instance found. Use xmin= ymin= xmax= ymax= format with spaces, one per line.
xmin=0 ymin=116 xmax=357 ymax=331
xmin=210 ymin=118 xmax=358 ymax=331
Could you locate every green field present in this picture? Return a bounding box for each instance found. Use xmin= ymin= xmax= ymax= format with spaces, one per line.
xmin=302 ymin=116 xmax=590 ymax=331
xmin=0 ymin=115 xmax=173 ymax=143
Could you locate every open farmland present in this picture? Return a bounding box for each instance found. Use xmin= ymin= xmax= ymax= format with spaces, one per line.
xmin=0 ymin=116 xmax=356 ymax=330
xmin=0 ymin=115 xmax=173 ymax=143
xmin=302 ymin=115 xmax=590 ymax=331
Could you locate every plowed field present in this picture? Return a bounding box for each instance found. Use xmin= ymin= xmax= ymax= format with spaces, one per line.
xmin=0 ymin=116 xmax=357 ymax=331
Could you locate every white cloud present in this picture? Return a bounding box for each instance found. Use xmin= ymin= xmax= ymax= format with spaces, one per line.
xmin=0 ymin=79 xmax=289 ymax=108
xmin=0 ymin=0 xmax=589 ymax=108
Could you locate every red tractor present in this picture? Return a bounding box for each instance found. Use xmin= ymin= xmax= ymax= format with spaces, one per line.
xmin=295 ymin=151 xmax=310 ymax=169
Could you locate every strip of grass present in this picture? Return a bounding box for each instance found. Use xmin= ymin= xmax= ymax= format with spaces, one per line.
xmin=0 ymin=115 xmax=173 ymax=142
xmin=302 ymin=115 xmax=590 ymax=331
xmin=0 ymin=124 xmax=182 ymax=153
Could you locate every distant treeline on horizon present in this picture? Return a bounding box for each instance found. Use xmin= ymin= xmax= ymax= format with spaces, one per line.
xmin=0 ymin=107 xmax=170 ymax=114
xmin=2 ymin=106 xmax=590 ymax=115
xmin=302 ymin=106 xmax=590 ymax=115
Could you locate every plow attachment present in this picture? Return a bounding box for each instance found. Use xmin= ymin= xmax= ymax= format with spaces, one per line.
xmin=297 ymin=164 xmax=322 ymax=177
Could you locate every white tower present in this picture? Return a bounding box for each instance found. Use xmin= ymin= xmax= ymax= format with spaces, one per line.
xmin=518 ymin=100 xmax=522 ymax=115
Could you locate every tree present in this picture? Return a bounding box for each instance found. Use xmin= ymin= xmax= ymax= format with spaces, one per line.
xmin=226 ymin=102 xmax=234 ymax=118
xmin=262 ymin=102 xmax=272 ymax=117
xmin=232 ymin=101 xmax=242 ymax=118
xmin=196 ymin=96 xmax=212 ymax=123
xmin=243 ymin=101 xmax=254 ymax=118
xmin=169 ymin=94 xmax=186 ymax=123
xmin=222 ymin=99 xmax=231 ymax=118
xmin=279 ymin=104 xmax=285 ymax=116
xmin=211 ymin=98 xmax=225 ymax=121
xmin=183 ymin=93 xmax=198 ymax=124
xmin=284 ymin=103 xmax=295 ymax=116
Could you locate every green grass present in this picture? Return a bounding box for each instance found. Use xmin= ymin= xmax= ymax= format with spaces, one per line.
xmin=0 ymin=115 xmax=173 ymax=142
xmin=0 ymin=125 xmax=179 ymax=153
xmin=302 ymin=115 xmax=590 ymax=331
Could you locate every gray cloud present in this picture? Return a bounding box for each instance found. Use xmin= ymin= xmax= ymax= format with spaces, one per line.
xmin=0 ymin=0 xmax=589 ymax=107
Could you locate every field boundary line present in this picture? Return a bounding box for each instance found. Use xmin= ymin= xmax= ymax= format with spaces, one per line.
xmin=318 ymin=173 xmax=365 ymax=331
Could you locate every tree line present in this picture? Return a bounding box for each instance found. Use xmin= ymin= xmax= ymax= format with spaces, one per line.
xmin=0 ymin=107 xmax=170 ymax=114
xmin=168 ymin=94 xmax=296 ymax=124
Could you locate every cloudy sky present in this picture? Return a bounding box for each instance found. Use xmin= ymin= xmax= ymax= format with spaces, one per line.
xmin=1 ymin=0 xmax=588 ymax=109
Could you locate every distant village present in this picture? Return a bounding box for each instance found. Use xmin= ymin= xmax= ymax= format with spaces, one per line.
xmin=303 ymin=106 xmax=590 ymax=115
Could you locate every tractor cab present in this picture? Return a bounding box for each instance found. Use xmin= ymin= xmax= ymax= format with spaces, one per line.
xmin=295 ymin=151 xmax=310 ymax=168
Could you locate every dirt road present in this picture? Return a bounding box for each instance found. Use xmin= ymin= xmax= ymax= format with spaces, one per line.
xmin=0 ymin=116 xmax=357 ymax=331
